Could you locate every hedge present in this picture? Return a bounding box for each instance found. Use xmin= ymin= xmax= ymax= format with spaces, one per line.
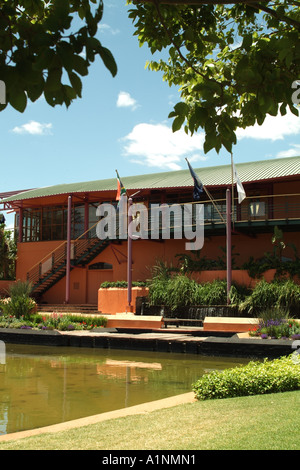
xmin=192 ymin=355 xmax=300 ymax=400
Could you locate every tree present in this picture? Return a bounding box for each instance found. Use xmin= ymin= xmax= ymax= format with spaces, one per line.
xmin=0 ymin=0 xmax=117 ymax=112
xmin=128 ymin=1 xmax=300 ymax=154
xmin=0 ymin=215 xmax=16 ymax=280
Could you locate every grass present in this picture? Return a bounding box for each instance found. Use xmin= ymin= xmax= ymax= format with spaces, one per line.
xmin=0 ymin=390 xmax=299 ymax=450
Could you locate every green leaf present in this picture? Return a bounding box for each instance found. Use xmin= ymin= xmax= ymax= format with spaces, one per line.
xmin=72 ymin=55 xmax=88 ymax=76
xmin=174 ymin=101 xmax=189 ymax=116
xmin=242 ymin=34 xmax=252 ymax=52
xmin=8 ymin=88 xmax=27 ymax=113
xmin=97 ymin=45 xmax=117 ymax=77
xmin=27 ymin=75 xmax=45 ymax=102
xmin=203 ymin=132 xmax=217 ymax=154
xmin=57 ymin=42 xmax=75 ymax=72
xmin=194 ymin=107 xmax=209 ymax=127
xmin=45 ymin=67 xmax=63 ymax=92
xmin=68 ymin=71 xmax=82 ymax=98
xmin=172 ymin=115 xmax=185 ymax=132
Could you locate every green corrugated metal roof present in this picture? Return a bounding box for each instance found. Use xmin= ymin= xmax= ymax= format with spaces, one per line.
xmin=2 ymin=155 xmax=300 ymax=203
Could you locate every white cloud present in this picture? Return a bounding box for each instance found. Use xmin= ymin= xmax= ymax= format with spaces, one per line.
xmin=276 ymin=144 xmax=300 ymax=158
xmin=12 ymin=120 xmax=52 ymax=135
xmin=116 ymin=91 xmax=138 ymax=110
xmin=98 ymin=23 xmax=120 ymax=35
xmin=236 ymin=110 xmax=300 ymax=141
xmin=121 ymin=122 xmax=206 ymax=170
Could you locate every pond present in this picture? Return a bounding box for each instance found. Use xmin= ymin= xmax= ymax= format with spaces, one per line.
xmin=0 ymin=343 xmax=249 ymax=435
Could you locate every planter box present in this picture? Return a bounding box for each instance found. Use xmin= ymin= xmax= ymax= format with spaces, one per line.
xmin=192 ymin=269 xmax=300 ymax=286
xmin=203 ymin=316 xmax=259 ymax=333
xmin=98 ymin=287 xmax=149 ymax=315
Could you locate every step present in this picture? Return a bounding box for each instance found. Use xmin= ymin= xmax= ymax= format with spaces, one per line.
xmin=37 ymin=304 xmax=99 ymax=314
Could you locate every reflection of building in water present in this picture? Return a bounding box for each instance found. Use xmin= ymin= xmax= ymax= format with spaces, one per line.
xmin=0 ymin=340 xmax=5 ymax=365
xmin=96 ymin=359 xmax=162 ymax=382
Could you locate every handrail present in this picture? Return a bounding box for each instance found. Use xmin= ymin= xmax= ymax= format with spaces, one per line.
xmin=26 ymin=219 xmax=101 ymax=277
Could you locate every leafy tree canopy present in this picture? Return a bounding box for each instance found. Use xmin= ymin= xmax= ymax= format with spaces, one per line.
xmin=128 ymin=0 xmax=300 ymax=154
xmin=0 ymin=0 xmax=117 ymax=112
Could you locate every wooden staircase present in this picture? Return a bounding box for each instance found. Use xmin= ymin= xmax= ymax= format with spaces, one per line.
xmin=27 ymin=223 xmax=112 ymax=299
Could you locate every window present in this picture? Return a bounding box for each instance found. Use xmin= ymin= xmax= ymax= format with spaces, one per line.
xmin=89 ymin=262 xmax=113 ymax=270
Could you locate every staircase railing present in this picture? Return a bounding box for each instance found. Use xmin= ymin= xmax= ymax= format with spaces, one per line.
xmin=27 ymin=241 xmax=67 ymax=286
xmin=26 ymin=220 xmax=102 ymax=288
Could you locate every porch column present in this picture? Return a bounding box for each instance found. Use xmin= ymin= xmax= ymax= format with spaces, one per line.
xmin=65 ymin=195 xmax=72 ymax=304
xmin=84 ymin=198 xmax=89 ymax=238
xmin=226 ymin=189 xmax=232 ymax=304
xmin=127 ymin=197 xmax=133 ymax=312
xmin=18 ymin=205 xmax=23 ymax=243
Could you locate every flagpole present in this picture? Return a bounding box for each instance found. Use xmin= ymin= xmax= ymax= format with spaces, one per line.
xmin=115 ymin=169 xmax=133 ymax=312
xmin=226 ymin=188 xmax=232 ymax=305
xmin=127 ymin=196 xmax=133 ymax=312
xmin=231 ymin=153 xmax=234 ymax=229
xmin=185 ymin=158 xmax=226 ymax=224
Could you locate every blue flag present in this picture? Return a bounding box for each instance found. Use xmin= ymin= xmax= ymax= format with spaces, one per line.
xmin=186 ymin=159 xmax=204 ymax=201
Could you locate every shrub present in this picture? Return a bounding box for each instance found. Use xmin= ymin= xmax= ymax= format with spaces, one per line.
xmin=0 ymin=280 xmax=36 ymax=319
xmin=100 ymin=281 xmax=147 ymax=288
xmin=192 ymin=355 xmax=300 ymax=400
xmin=148 ymin=274 xmax=247 ymax=310
xmin=0 ymin=312 xmax=108 ymax=330
xmin=239 ymin=279 xmax=300 ymax=316
xmin=196 ymin=279 xmax=228 ymax=305
xmin=165 ymin=275 xmax=199 ymax=311
xmin=0 ymin=294 xmax=36 ymax=319
xmin=249 ymin=312 xmax=300 ymax=339
xmin=40 ymin=312 xmax=108 ymax=330
xmin=8 ymin=280 xmax=33 ymax=297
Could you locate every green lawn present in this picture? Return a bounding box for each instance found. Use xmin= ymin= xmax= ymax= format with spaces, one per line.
xmin=0 ymin=390 xmax=299 ymax=450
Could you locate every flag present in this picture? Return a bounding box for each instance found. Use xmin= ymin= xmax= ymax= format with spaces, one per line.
xmin=232 ymin=161 xmax=246 ymax=203
xmin=186 ymin=158 xmax=204 ymax=201
xmin=116 ymin=170 xmax=126 ymax=201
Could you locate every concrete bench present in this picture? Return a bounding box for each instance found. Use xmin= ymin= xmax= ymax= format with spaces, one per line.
xmin=163 ymin=318 xmax=203 ymax=328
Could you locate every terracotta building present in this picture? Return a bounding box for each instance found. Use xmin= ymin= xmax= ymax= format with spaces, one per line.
xmin=1 ymin=155 xmax=300 ymax=308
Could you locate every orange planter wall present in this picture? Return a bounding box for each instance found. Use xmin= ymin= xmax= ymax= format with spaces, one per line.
xmin=192 ymin=269 xmax=278 ymax=288
xmin=98 ymin=287 xmax=149 ymax=314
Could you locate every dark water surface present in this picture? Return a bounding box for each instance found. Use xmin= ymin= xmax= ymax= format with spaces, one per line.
xmin=0 ymin=343 xmax=248 ymax=435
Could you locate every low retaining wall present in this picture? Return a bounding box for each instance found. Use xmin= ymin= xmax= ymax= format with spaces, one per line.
xmin=0 ymin=328 xmax=294 ymax=359
xmin=98 ymin=287 xmax=149 ymax=314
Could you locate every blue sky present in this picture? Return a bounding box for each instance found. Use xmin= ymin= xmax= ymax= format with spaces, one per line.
xmin=1 ymin=1 xmax=300 ymax=213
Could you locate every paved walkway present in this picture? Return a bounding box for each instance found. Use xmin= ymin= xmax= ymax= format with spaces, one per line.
xmin=0 ymin=392 xmax=195 ymax=442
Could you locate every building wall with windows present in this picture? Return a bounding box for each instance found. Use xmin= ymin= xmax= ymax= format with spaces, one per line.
xmin=1 ymin=156 xmax=300 ymax=305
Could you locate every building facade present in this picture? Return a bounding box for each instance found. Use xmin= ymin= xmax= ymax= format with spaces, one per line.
xmin=1 ymin=156 xmax=300 ymax=305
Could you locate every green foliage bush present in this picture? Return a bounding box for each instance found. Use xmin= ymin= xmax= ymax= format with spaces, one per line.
xmin=193 ymin=355 xmax=300 ymax=400
xmin=239 ymin=279 xmax=300 ymax=316
xmin=0 ymin=312 xmax=108 ymax=331
xmin=100 ymin=281 xmax=147 ymax=288
xmin=0 ymin=294 xmax=36 ymax=319
xmin=148 ymin=273 xmax=247 ymax=310
xmin=0 ymin=280 xmax=36 ymax=319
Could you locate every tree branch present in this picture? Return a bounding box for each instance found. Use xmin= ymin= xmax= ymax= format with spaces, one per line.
xmin=247 ymin=2 xmax=300 ymax=29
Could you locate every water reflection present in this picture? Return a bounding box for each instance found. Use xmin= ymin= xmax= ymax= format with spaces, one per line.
xmin=0 ymin=343 xmax=248 ymax=435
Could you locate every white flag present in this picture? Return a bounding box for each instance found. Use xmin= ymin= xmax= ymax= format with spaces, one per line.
xmin=232 ymin=162 xmax=246 ymax=203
